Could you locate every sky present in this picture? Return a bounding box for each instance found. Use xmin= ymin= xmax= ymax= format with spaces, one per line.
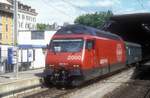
xmin=18 ymin=0 xmax=150 ymax=25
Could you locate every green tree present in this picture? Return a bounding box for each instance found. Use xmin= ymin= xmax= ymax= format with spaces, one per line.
xmin=74 ymin=10 xmax=113 ymax=29
xmin=37 ymin=23 xmax=47 ymax=30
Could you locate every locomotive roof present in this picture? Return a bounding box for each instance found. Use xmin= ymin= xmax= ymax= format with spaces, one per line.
xmin=56 ymin=24 xmax=122 ymax=40
xmin=125 ymin=41 xmax=141 ymax=47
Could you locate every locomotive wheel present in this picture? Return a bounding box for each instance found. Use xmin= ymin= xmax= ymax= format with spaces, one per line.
xmin=43 ymin=76 xmax=53 ymax=87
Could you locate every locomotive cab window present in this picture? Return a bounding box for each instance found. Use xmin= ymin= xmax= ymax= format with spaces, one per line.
xmin=50 ymin=39 xmax=83 ymax=52
xmin=86 ymin=40 xmax=95 ymax=50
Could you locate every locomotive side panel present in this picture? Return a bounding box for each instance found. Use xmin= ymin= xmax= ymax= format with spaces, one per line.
xmin=96 ymin=38 xmax=126 ymax=73
xmin=81 ymin=37 xmax=126 ymax=81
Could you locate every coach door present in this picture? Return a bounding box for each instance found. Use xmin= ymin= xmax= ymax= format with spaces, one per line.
xmin=86 ymin=40 xmax=96 ymax=68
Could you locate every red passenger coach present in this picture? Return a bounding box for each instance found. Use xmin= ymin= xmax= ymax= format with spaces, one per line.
xmin=44 ymin=25 xmax=126 ymax=86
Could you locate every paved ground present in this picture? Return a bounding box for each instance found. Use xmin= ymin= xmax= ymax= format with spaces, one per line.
xmin=0 ymin=68 xmax=44 ymax=97
xmin=0 ymin=68 xmax=43 ymax=84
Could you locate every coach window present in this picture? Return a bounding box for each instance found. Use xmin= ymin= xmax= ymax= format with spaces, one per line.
xmin=86 ymin=40 xmax=95 ymax=50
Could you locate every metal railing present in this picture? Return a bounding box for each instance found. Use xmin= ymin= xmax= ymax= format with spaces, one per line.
xmin=0 ymin=49 xmax=33 ymax=75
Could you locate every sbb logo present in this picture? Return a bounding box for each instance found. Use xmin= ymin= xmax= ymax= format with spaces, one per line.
xmin=116 ymin=44 xmax=122 ymax=62
xmin=67 ymin=55 xmax=82 ymax=60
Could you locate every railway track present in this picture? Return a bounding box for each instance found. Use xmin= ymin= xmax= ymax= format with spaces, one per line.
xmin=20 ymin=67 xmax=132 ymax=98
xmin=102 ymin=80 xmax=150 ymax=98
xmin=24 ymin=88 xmax=69 ymax=98
xmin=103 ymin=69 xmax=150 ymax=98
xmin=14 ymin=67 xmax=150 ymax=98
xmin=144 ymin=88 xmax=150 ymax=98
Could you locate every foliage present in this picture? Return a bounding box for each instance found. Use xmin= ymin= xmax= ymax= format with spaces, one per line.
xmin=74 ymin=10 xmax=113 ymax=29
xmin=37 ymin=23 xmax=47 ymax=30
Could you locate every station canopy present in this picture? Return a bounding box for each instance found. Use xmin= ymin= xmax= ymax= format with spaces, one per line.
xmin=105 ymin=13 xmax=150 ymax=60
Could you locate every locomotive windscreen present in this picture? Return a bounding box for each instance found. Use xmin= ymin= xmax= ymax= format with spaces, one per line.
xmin=50 ymin=39 xmax=83 ymax=52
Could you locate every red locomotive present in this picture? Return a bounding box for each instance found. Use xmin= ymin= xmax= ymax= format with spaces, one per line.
xmin=44 ymin=25 xmax=141 ymax=86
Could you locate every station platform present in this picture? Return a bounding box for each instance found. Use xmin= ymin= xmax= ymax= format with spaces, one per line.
xmin=0 ymin=68 xmax=44 ymax=97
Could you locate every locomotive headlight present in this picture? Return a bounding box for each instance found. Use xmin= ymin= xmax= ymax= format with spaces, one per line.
xmin=73 ymin=65 xmax=80 ymax=68
xmin=46 ymin=64 xmax=54 ymax=69
xmin=49 ymin=64 xmax=54 ymax=67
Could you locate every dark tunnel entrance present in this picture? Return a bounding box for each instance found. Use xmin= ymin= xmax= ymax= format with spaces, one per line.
xmin=104 ymin=13 xmax=150 ymax=63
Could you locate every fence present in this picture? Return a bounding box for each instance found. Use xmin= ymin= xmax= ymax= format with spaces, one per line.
xmin=0 ymin=45 xmax=35 ymax=75
xmin=0 ymin=53 xmax=12 ymax=74
xmin=0 ymin=46 xmax=13 ymax=74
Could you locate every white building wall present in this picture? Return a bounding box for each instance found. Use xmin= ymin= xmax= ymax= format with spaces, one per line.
xmin=18 ymin=12 xmax=37 ymax=30
xmin=0 ymin=31 xmax=56 ymax=70
xmin=18 ymin=30 xmax=56 ymax=69
xmin=18 ymin=31 xmax=56 ymax=46
xmin=31 ymin=49 xmax=45 ymax=68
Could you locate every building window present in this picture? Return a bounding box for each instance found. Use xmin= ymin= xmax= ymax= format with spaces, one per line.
xmin=31 ymin=17 xmax=33 ymax=22
xmin=33 ymin=18 xmax=36 ymax=22
xmin=28 ymin=24 xmax=30 ymax=29
xmin=21 ymin=5 xmax=23 ymax=9
xmin=5 ymin=16 xmax=8 ymax=32
xmin=26 ymin=16 xmax=28 ymax=20
xmin=18 ymin=22 xmax=21 ymax=28
xmin=0 ymin=15 xmax=2 ymax=24
xmin=5 ymin=5 xmax=9 ymax=10
xmin=0 ymin=33 xmax=2 ymax=40
xmin=18 ymin=14 xmax=20 ymax=19
xmin=6 ymin=16 xmax=8 ymax=24
xmin=29 ymin=16 xmax=31 ymax=21
xmin=25 ymin=24 xmax=28 ymax=29
xmin=22 ymin=15 xmax=25 ymax=20
xmin=0 ymin=16 xmax=2 ymax=33
xmin=25 ymin=23 xmax=30 ymax=29
xmin=31 ymin=31 xmax=44 ymax=40
xmin=6 ymin=24 xmax=8 ymax=32
xmin=32 ymin=17 xmax=34 ymax=22
xmin=21 ymin=22 xmax=23 ymax=28
xmin=0 ymin=25 xmax=2 ymax=33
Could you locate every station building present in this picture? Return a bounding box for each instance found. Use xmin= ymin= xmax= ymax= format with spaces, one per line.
xmin=17 ymin=2 xmax=38 ymax=31
xmin=0 ymin=0 xmax=38 ymax=45
xmin=0 ymin=0 xmax=13 ymax=45
xmin=0 ymin=0 xmax=39 ymax=73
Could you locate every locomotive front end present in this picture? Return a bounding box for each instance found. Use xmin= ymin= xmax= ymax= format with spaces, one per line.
xmin=44 ymin=38 xmax=85 ymax=86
